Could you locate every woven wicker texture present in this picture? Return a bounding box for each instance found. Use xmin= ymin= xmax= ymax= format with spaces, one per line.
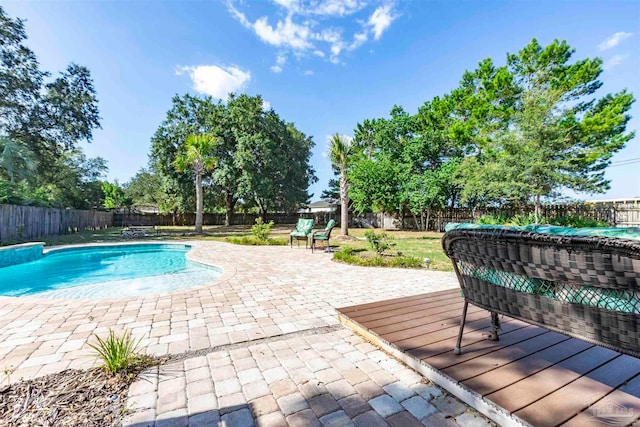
xmin=442 ymin=228 xmax=640 ymax=358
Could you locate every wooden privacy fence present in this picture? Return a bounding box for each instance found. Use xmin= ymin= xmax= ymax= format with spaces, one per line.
xmin=0 ymin=204 xmax=113 ymax=243
xmin=114 ymin=211 xmax=335 ymax=227
xmin=115 ymin=199 xmax=640 ymax=231
xmin=401 ymin=201 xmax=640 ymax=231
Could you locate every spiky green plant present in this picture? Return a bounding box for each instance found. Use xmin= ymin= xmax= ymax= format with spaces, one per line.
xmin=88 ymin=329 xmax=143 ymax=375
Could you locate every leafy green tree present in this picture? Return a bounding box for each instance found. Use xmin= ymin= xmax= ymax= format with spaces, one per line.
xmin=457 ymin=39 xmax=635 ymax=220
xmin=124 ymin=168 xmax=165 ymax=209
xmin=320 ymin=177 xmax=340 ymax=200
xmin=328 ymin=133 xmax=352 ymax=236
xmin=151 ymin=94 xmax=247 ymax=225
xmin=151 ymin=93 xmax=316 ymax=224
xmin=349 ymin=155 xmax=402 ymax=215
xmin=0 ymin=137 xmax=36 ymax=182
xmin=236 ymin=110 xmax=316 ymax=220
xmin=403 ymin=159 xmax=460 ymax=230
xmin=174 ymin=134 xmax=217 ymax=234
xmin=102 ymin=181 xmax=129 ymax=210
xmin=0 ymin=6 xmax=103 ymax=208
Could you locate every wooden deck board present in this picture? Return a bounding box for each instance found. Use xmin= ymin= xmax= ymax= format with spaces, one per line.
xmin=461 ymin=339 xmax=593 ymax=396
xmin=337 ymin=289 xmax=640 ymax=427
xmin=486 ymin=345 xmax=619 ymax=414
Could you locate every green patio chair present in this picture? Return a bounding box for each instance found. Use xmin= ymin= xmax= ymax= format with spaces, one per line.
xmin=311 ymin=219 xmax=336 ymax=253
xmin=290 ymin=218 xmax=314 ymax=248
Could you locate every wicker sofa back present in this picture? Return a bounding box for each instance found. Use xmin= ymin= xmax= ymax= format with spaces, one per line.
xmin=442 ymin=227 xmax=640 ymax=358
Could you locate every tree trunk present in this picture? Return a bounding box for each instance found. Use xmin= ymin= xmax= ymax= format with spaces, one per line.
xmin=340 ymin=169 xmax=349 ymax=236
xmin=426 ymin=208 xmax=431 ymax=232
xmin=411 ymin=212 xmax=419 ymax=231
xmin=257 ymin=199 xmax=267 ymax=223
xmin=224 ymin=194 xmax=236 ymax=226
xmin=534 ymin=194 xmax=541 ymax=224
xmin=195 ymin=172 xmax=203 ymax=234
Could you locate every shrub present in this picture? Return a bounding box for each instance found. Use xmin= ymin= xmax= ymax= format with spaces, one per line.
xmin=225 ymin=236 xmax=288 ymax=246
xmin=509 ymin=213 xmax=543 ymax=226
xmin=477 ymin=214 xmax=511 ymax=225
xmin=364 ymin=230 xmax=395 ymax=255
xmin=88 ymin=329 xmax=145 ymax=375
xmin=549 ymin=215 xmax=609 ymax=228
xmin=333 ymin=247 xmax=423 ymax=269
xmin=386 ymin=256 xmax=424 ymax=268
xmin=251 ymin=218 xmax=274 ymax=241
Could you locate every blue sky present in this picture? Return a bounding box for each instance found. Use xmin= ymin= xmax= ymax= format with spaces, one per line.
xmin=4 ymin=0 xmax=639 ymax=201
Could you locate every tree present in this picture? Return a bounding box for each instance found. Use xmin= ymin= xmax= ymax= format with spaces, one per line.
xmin=349 ymin=155 xmax=402 ymax=215
xmin=102 ymin=181 xmax=130 ymax=210
xmin=320 ymin=177 xmax=340 ymax=200
xmin=0 ymin=6 xmax=103 ymax=208
xmin=0 ymin=137 xmax=36 ymax=182
xmin=328 ymin=133 xmax=352 ymax=236
xmin=235 ymin=110 xmax=317 ymax=220
xmin=403 ymin=159 xmax=460 ymax=230
xmin=457 ymin=39 xmax=635 ymax=220
xmin=174 ymin=134 xmax=217 ymax=234
xmin=124 ymin=168 xmax=165 ymax=209
xmin=150 ymin=94 xmax=250 ymax=225
xmin=150 ymin=93 xmax=317 ymax=223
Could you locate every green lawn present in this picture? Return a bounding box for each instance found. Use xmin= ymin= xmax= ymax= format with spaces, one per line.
xmin=38 ymin=225 xmax=295 ymax=246
xmin=332 ymin=229 xmax=452 ymax=271
xmin=19 ymin=225 xmax=452 ymax=272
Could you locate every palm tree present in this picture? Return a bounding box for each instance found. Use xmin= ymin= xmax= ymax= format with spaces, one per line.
xmin=328 ymin=133 xmax=352 ymax=236
xmin=174 ymin=134 xmax=217 ymax=234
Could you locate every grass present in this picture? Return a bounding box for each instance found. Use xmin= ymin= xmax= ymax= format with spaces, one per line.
xmin=37 ymin=224 xmax=295 ymax=247
xmin=332 ymin=228 xmax=453 ymax=271
xmin=13 ymin=224 xmax=453 ymax=271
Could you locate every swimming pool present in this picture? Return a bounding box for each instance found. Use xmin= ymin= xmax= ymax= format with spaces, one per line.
xmin=0 ymin=243 xmax=221 ymax=299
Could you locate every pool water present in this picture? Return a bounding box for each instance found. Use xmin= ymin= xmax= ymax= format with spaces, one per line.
xmin=0 ymin=244 xmax=221 ymax=298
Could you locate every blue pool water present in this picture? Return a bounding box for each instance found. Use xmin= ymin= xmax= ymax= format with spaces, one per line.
xmin=0 ymin=244 xmax=221 ymax=298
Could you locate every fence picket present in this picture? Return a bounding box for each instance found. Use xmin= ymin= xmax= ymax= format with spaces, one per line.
xmin=0 ymin=204 xmax=113 ymax=244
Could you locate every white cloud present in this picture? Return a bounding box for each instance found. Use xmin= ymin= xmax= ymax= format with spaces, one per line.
xmin=226 ymin=0 xmax=398 ymax=64
xmin=603 ymin=54 xmax=629 ymax=70
xmin=253 ymin=15 xmax=314 ymax=50
xmin=272 ymin=0 xmax=367 ymax=17
xmin=176 ymin=65 xmax=251 ymax=99
xmin=367 ymin=3 xmax=397 ymax=40
xmin=309 ymin=0 xmax=367 ymax=17
xmin=304 ymin=70 xmax=314 ymax=75
xmin=271 ymin=53 xmax=287 ymax=72
xmin=349 ymin=31 xmax=368 ymax=50
xmin=598 ymin=32 xmax=633 ymax=51
xmin=315 ymin=28 xmax=342 ymax=43
xmin=262 ymin=100 xmax=272 ymax=110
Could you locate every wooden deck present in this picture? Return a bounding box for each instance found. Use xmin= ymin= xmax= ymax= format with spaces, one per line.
xmin=337 ymin=289 xmax=640 ymax=427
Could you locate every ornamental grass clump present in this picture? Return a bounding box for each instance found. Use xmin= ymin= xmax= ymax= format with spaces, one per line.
xmin=88 ymin=329 xmax=147 ymax=375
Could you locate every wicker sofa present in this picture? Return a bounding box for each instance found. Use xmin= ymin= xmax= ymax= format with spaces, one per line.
xmin=442 ymin=224 xmax=640 ymax=358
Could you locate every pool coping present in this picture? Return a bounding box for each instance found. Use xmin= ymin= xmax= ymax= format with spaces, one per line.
xmin=0 ymin=241 xmax=45 ymax=252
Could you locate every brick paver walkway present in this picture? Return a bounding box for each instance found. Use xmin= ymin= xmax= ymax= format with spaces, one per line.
xmin=0 ymin=241 xmax=492 ymax=426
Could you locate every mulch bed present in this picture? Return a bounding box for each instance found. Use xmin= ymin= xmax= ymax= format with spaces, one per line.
xmin=1 ymin=368 xmax=140 ymax=427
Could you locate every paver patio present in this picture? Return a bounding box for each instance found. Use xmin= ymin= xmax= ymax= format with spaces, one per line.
xmin=0 ymin=240 xmax=490 ymax=426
